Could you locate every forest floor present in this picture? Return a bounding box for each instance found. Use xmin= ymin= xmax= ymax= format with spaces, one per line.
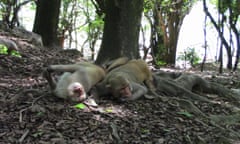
xmin=1 ymin=32 xmax=240 ymax=144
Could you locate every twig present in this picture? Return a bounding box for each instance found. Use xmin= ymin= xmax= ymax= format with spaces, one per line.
xmin=31 ymin=94 xmax=46 ymax=106
xmin=19 ymin=108 xmax=29 ymax=123
xmin=110 ymin=123 xmax=122 ymax=144
xmin=18 ymin=129 xmax=30 ymax=143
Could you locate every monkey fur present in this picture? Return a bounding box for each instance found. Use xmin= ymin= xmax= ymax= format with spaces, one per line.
xmin=96 ymin=59 xmax=156 ymax=102
xmin=43 ymin=62 xmax=105 ymax=102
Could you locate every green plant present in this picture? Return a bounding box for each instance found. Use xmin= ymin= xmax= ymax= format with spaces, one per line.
xmin=178 ymin=47 xmax=200 ymax=67
xmin=156 ymin=60 xmax=167 ymax=66
xmin=0 ymin=44 xmax=8 ymax=54
xmin=10 ymin=50 xmax=21 ymax=57
xmin=0 ymin=44 xmax=21 ymax=57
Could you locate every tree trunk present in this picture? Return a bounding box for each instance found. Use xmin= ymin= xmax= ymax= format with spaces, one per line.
xmin=150 ymin=0 xmax=188 ymax=66
xmin=203 ymin=0 xmax=233 ymax=70
xmin=32 ymin=0 xmax=61 ymax=47
xmin=95 ymin=0 xmax=144 ymax=64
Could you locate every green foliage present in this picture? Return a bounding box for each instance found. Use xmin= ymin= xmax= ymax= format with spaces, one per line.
xmin=74 ymin=103 xmax=86 ymax=109
xmin=105 ymin=108 xmax=113 ymax=113
xmin=0 ymin=0 xmax=35 ymax=27
xmin=81 ymin=14 xmax=104 ymax=33
xmin=143 ymin=0 xmax=197 ymax=65
xmin=210 ymin=0 xmax=240 ymax=19
xmin=10 ymin=50 xmax=21 ymax=57
xmin=58 ymin=0 xmax=104 ymax=55
xmin=0 ymin=44 xmax=8 ymax=54
xmin=154 ymin=44 xmax=168 ymax=66
xmin=29 ymin=1 xmax=36 ymax=10
xmin=156 ymin=60 xmax=167 ymax=66
xmin=143 ymin=0 xmax=154 ymax=13
xmin=0 ymin=44 xmax=21 ymax=57
xmin=177 ymin=47 xmax=200 ymax=67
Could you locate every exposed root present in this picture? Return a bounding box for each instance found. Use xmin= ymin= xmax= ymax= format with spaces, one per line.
xmin=153 ymin=71 xmax=240 ymax=141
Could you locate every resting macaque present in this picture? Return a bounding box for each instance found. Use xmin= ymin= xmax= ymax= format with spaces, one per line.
xmin=96 ymin=59 xmax=156 ymax=102
xmin=43 ymin=62 xmax=105 ymax=102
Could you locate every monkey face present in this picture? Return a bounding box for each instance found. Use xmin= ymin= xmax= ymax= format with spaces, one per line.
xmin=107 ymin=75 xmax=134 ymax=101
xmin=118 ymin=86 xmax=132 ymax=97
xmin=67 ymin=82 xmax=87 ymax=102
xmin=110 ymin=85 xmax=132 ymax=102
xmin=109 ymin=82 xmax=132 ymax=100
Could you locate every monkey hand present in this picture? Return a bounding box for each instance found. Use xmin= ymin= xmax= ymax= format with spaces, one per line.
xmin=46 ymin=66 xmax=54 ymax=73
xmin=42 ymin=68 xmax=50 ymax=78
xmin=42 ymin=67 xmax=57 ymax=90
xmin=83 ymin=97 xmax=98 ymax=107
xmin=143 ymin=94 xmax=155 ymax=99
xmin=117 ymin=83 xmax=147 ymax=102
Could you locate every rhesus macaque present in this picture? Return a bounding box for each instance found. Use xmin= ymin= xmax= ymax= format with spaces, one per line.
xmin=43 ymin=62 xmax=105 ymax=102
xmin=0 ymin=38 xmax=19 ymax=54
xmin=96 ymin=59 xmax=156 ymax=102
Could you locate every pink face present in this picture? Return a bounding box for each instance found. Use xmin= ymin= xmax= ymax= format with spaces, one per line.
xmin=111 ymin=85 xmax=132 ymax=100
xmin=68 ymin=82 xmax=86 ymax=102
xmin=118 ymin=86 xmax=132 ymax=97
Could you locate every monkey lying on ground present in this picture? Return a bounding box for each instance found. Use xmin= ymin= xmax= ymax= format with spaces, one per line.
xmin=95 ymin=59 xmax=156 ymax=102
xmin=43 ymin=62 xmax=105 ymax=102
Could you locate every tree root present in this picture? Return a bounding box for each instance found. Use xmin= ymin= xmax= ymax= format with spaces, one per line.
xmin=170 ymin=97 xmax=207 ymax=118
xmin=210 ymin=113 xmax=240 ymax=125
xmin=154 ymin=71 xmax=240 ymax=104
xmin=154 ymin=76 xmax=212 ymax=102
xmin=153 ymin=71 xmax=240 ymax=141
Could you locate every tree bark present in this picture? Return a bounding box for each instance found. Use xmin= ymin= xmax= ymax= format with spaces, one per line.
xmin=95 ymin=0 xmax=144 ymax=64
xmin=203 ymin=0 xmax=233 ymax=69
xmin=151 ymin=0 xmax=188 ymax=66
xmin=33 ymin=0 xmax=61 ymax=47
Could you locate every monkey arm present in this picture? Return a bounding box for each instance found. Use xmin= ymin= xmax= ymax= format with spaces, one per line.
xmin=47 ymin=64 xmax=82 ymax=73
xmin=42 ymin=69 xmax=56 ymax=90
xmin=43 ymin=64 xmax=83 ymax=92
xmin=91 ymin=82 xmax=111 ymax=98
xmin=106 ymin=57 xmax=129 ymax=72
xmin=123 ymin=82 xmax=148 ymax=101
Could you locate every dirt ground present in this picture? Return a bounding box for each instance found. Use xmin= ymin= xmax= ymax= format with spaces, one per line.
xmin=1 ymin=32 xmax=240 ymax=144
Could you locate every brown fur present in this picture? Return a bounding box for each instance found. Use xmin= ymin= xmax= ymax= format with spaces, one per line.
xmin=97 ymin=59 xmax=156 ymax=101
xmin=105 ymin=57 xmax=130 ymax=72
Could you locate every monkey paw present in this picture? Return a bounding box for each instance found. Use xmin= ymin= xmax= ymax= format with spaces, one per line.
xmin=144 ymin=94 xmax=155 ymax=99
xmin=42 ymin=68 xmax=51 ymax=78
xmin=84 ymin=98 xmax=98 ymax=107
xmin=46 ymin=66 xmax=54 ymax=73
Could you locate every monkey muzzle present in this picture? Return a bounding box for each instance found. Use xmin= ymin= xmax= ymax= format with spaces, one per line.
xmin=73 ymin=87 xmax=83 ymax=95
xmin=68 ymin=82 xmax=86 ymax=102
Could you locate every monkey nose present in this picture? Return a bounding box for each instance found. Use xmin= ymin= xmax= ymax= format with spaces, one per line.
xmin=74 ymin=88 xmax=82 ymax=94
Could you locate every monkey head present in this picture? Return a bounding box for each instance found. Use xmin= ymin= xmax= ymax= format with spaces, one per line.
xmin=67 ymin=82 xmax=87 ymax=102
xmin=107 ymin=75 xmax=132 ymax=100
